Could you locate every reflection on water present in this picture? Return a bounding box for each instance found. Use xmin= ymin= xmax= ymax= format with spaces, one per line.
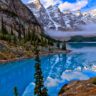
xmin=40 ymin=52 xmax=96 ymax=96
xmin=0 ymin=43 xmax=96 ymax=96
xmin=0 ymin=59 xmax=35 ymax=96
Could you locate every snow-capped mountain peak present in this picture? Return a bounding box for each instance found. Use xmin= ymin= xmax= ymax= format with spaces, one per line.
xmin=27 ymin=0 xmax=96 ymax=32
xmin=27 ymin=0 xmax=42 ymax=10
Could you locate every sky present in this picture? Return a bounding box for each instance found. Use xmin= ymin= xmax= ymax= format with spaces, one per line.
xmin=22 ymin=0 xmax=96 ymax=11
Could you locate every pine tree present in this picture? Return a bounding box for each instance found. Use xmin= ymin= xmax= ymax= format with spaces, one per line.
xmin=34 ymin=46 xmax=48 ymax=96
xmin=11 ymin=27 xmax=14 ymax=36
xmin=13 ymin=87 xmax=19 ymax=96
xmin=13 ymin=36 xmax=17 ymax=44
xmin=1 ymin=17 xmax=8 ymax=35
xmin=27 ymin=29 xmax=31 ymax=41
xmin=57 ymin=41 xmax=60 ymax=49
xmin=41 ymin=87 xmax=48 ymax=96
xmin=17 ymin=24 xmax=22 ymax=41
xmin=62 ymin=41 xmax=67 ymax=50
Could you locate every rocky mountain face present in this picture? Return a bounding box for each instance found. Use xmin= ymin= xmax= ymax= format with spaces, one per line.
xmin=27 ymin=0 xmax=55 ymax=30
xmin=27 ymin=0 xmax=86 ymax=31
xmin=0 ymin=0 xmax=48 ymax=60
xmin=82 ymin=9 xmax=96 ymax=23
xmin=0 ymin=0 xmax=43 ymax=39
xmin=27 ymin=0 xmax=96 ymax=32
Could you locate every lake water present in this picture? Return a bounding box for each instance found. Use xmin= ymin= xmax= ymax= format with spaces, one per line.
xmin=0 ymin=43 xmax=96 ymax=96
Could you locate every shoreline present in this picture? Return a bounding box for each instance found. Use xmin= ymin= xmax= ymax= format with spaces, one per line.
xmin=0 ymin=50 xmax=71 ymax=64
xmin=59 ymin=77 xmax=96 ymax=96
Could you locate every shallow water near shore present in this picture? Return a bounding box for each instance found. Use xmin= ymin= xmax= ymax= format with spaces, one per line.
xmin=0 ymin=43 xmax=96 ymax=96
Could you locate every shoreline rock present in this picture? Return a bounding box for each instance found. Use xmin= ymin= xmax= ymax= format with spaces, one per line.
xmin=59 ymin=77 xmax=96 ymax=96
xmin=0 ymin=49 xmax=71 ymax=64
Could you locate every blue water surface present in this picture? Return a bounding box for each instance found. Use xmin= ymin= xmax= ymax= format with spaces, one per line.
xmin=0 ymin=43 xmax=96 ymax=96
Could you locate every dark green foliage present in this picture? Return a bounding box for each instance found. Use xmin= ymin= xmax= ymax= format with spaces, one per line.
xmin=0 ymin=8 xmax=18 ymax=17
xmin=57 ymin=41 xmax=60 ymax=49
xmin=1 ymin=17 xmax=8 ymax=35
xmin=0 ymin=19 xmax=18 ymax=43
xmin=13 ymin=87 xmax=19 ymax=96
xmin=34 ymin=47 xmax=48 ymax=96
xmin=18 ymin=30 xmax=22 ymax=41
xmin=48 ymin=39 xmax=54 ymax=46
xmin=69 ymin=36 xmax=96 ymax=42
xmin=62 ymin=41 xmax=66 ymax=50
xmin=0 ymin=16 xmax=54 ymax=50
xmin=27 ymin=29 xmax=31 ymax=41
xmin=11 ymin=27 xmax=14 ymax=36
xmin=13 ymin=36 xmax=17 ymax=44
xmin=41 ymin=87 xmax=48 ymax=96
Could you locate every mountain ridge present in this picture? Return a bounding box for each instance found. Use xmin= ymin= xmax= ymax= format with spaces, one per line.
xmin=27 ymin=0 xmax=96 ymax=32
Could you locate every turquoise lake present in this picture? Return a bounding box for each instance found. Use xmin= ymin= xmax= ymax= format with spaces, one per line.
xmin=0 ymin=43 xmax=96 ymax=96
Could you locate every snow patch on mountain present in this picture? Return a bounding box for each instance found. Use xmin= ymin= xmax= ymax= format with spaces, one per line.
xmin=27 ymin=0 xmax=86 ymax=31
xmin=26 ymin=0 xmax=96 ymax=37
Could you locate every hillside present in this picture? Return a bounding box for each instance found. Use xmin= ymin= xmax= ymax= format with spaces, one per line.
xmin=0 ymin=0 xmax=54 ymax=61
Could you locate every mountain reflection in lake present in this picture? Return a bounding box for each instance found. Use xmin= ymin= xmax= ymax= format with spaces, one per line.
xmin=0 ymin=43 xmax=96 ymax=96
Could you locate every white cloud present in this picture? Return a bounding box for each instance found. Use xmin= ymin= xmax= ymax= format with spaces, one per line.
xmin=40 ymin=0 xmax=62 ymax=8
xmin=27 ymin=0 xmax=62 ymax=8
xmin=59 ymin=0 xmax=88 ymax=11
xmin=40 ymin=0 xmax=54 ymax=8
xmin=27 ymin=0 xmax=88 ymax=11
xmin=27 ymin=0 xmax=54 ymax=7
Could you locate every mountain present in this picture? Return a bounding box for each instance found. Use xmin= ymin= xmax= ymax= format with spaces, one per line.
xmin=0 ymin=0 xmax=43 ymax=39
xmin=27 ymin=0 xmax=96 ymax=32
xmin=82 ymin=9 xmax=96 ymax=23
xmin=27 ymin=0 xmax=86 ymax=31
xmin=27 ymin=0 xmax=56 ymax=30
xmin=0 ymin=0 xmax=51 ymax=60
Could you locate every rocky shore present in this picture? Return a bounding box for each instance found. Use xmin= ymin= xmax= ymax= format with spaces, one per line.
xmin=0 ymin=40 xmax=71 ymax=64
xmin=0 ymin=50 xmax=70 ymax=63
xmin=59 ymin=77 xmax=96 ymax=96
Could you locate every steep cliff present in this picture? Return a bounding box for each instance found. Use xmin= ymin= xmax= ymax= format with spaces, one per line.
xmin=27 ymin=0 xmax=55 ymax=30
xmin=0 ymin=0 xmax=50 ymax=60
xmin=27 ymin=0 xmax=85 ymax=31
xmin=0 ymin=0 xmax=43 ymax=39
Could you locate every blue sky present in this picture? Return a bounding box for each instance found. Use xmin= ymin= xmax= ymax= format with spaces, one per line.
xmin=22 ymin=0 xmax=96 ymax=11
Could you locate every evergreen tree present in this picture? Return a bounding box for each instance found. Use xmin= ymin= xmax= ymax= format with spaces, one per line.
xmin=17 ymin=24 xmax=22 ymax=41
xmin=27 ymin=29 xmax=31 ymax=41
xmin=57 ymin=41 xmax=60 ymax=49
xmin=41 ymin=87 xmax=48 ymax=96
xmin=23 ymin=28 xmax=26 ymax=40
xmin=11 ymin=27 xmax=14 ymax=36
xmin=13 ymin=87 xmax=19 ymax=96
xmin=34 ymin=46 xmax=48 ymax=96
xmin=62 ymin=41 xmax=67 ymax=50
xmin=13 ymin=36 xmax=17 ymax=44
xmin=1 ymin=17 xmax=8 ymax=35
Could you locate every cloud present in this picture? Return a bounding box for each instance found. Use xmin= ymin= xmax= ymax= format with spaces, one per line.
xmin=40 ymin=0 xmax=54 ymax=8
xmin=26 ymin=0 xmax=88 ymax=11
xmin=40 ymin=0 xmax=62 ymax=8
xmin=27 ymin=0 xmax=62 ymax=8
xmin=58 ymin=0 xmax=88 ymax=11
